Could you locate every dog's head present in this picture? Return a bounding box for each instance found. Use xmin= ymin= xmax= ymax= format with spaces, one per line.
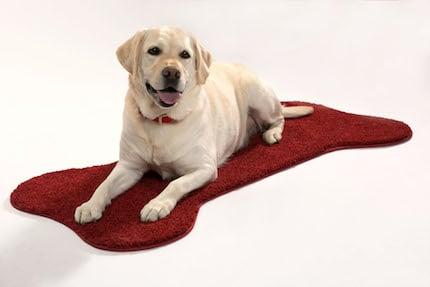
xmin=116 ymin=27 xmax=211 ymax=110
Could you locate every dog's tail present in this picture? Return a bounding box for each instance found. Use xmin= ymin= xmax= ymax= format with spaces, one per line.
xmin=282 ymin=105 xmax=314 ymax=118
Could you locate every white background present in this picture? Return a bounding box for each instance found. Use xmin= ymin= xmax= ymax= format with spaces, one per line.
xmin=1 ymin=1 xmax=429 ymax=286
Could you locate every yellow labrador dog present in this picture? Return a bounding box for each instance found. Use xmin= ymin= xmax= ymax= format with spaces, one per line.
xmin=74 ymin=26 xmax=313 ymax=224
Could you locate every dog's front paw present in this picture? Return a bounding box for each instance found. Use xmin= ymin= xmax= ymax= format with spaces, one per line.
xmin=74 ymin=200 xmax=104 ymax=224
xmin=263 ymin=127 xmax=282 ymax=144
xmin=140 ymin=197 xmax=176 ymax=222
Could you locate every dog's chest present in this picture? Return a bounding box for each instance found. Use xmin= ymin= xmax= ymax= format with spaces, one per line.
xmin=132 ymin=121 xmax=201 ymax=172
xmin=133 ymin=134 xmax=177 ymax=166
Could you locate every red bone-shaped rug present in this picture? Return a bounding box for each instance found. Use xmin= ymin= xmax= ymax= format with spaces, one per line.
xmin=10 ymin=102 xmax=412 ymax=251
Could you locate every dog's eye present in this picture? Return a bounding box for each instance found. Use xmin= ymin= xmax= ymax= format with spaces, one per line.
xmin=147 ymin=47 xmax=161 ymax=56
xmin=179 ymin=50 xmax=190 ymax=59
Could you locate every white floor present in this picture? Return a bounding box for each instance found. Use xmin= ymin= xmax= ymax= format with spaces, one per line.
xmin=1 ymin=1 xmax=429 ymax=287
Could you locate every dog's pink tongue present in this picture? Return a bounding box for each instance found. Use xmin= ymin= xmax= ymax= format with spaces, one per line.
xmin=158 ymin=92 xmax=181 ymax=105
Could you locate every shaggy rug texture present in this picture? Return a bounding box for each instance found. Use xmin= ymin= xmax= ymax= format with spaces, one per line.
xmin=10 ymin=102 xmax=412 ymax=251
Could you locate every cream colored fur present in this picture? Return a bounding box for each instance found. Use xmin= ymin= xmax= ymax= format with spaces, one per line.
xmin=74 ymin=26 xmax=313 ymax=224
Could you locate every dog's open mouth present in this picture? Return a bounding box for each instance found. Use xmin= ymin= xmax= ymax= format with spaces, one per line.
xmin=145 ymin=82 xmax=182 ymax=108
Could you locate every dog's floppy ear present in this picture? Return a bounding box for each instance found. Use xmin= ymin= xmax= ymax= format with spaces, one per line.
xmin=193 ymin=37 xmax=212 ymax=85
xmin=116 ymin=30 xmax=146 ymax=74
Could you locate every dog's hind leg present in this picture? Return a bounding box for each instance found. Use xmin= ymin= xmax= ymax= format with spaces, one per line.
xmin=246 ymin=79 xmax=287 ymax=144
xmin=245 ymin=77 xmax=313 ymax=144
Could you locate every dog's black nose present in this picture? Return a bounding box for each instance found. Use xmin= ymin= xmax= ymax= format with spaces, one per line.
xmin=162 ymin=67 xmax=181 ymax=81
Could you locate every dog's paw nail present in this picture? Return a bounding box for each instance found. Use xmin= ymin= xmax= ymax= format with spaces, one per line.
xmin=74 ymin=201 xmax=103 ymax=224
xmin=263 ymin=129 xmax=282 ymax=145
xmin=140 ymin=198 xmax=175 ymax=222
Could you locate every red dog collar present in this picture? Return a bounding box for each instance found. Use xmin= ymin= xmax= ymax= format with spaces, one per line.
xmin=152 ymin=115 xmax=175 ymax=124
xmin=137 ymin=106 xmax=176 ymax=124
